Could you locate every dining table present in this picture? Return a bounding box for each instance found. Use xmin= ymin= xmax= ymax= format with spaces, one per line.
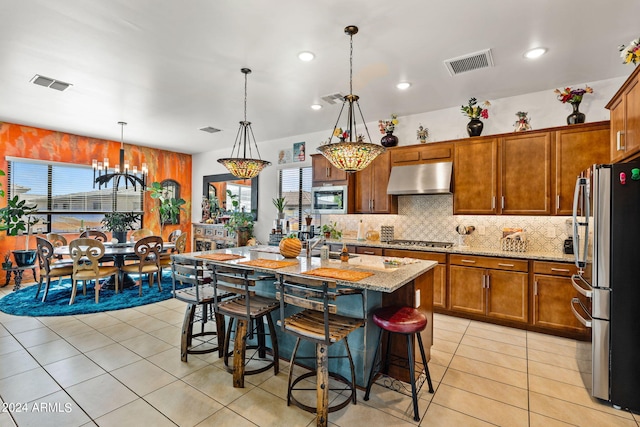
xmin=54 ymin=240 xmax=175 ymax=288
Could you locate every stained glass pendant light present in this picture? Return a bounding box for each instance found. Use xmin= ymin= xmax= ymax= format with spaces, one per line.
xmin=93 ymin=122 xmax=147 ymax=190
xmin=217 ymin=68 xmax=271 ymax=179
xmin=316 ymin=26 xmax=385 ymax=173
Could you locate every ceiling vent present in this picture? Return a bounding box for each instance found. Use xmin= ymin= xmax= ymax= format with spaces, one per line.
xmin=444 ymin=49 xmax=494 ymax=76
xmin=321 ymin=92 xmax=346 ymax=105
xmin=30 ymin=74 xmax=72 ymax=91
xmin=199 ymin=126 xmax=221 ymax=134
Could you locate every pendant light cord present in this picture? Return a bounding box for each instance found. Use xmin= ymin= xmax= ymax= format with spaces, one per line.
xmin=244 ymin=70 xmax=248 ymax=123
xmin=349 ymin=32 xmax=353 ymax=96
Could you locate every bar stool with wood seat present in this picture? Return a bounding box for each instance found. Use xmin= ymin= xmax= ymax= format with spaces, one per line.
xmin=171 ymin=257 xmax=229 ymax=361
xmin=364 ymin=305 xmax=435 ymax=422
xmin=211 ymin=264 xmax=279 ymax=388
xmin=277 ymin=273 xmax=365 ymax=427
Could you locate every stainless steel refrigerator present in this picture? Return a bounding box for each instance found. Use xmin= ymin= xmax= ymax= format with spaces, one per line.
xmin=572 ymin=162 xmax=640 ymax=412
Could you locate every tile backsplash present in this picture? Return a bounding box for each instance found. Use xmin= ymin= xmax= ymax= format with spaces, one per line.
xmin=325 ymin=195 xmax=572 ymax=253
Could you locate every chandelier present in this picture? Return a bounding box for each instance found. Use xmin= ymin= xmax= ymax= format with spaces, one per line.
xmin=93 ymin=122 xmax=147 ymax=190
xmin=217 ymin=68 xmax=271 ymax=179
xmin=316 ymin=26 xmax=385 ymax=173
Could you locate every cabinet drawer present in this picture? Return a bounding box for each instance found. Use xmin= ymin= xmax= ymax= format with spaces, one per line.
xmin=450 ymin=254 xmax=528 ymax=272
xmin=384 ymin=249 xmax=446 ymax=264
xmin=533 ymin=261 xmax=577 ymax=277
xmin=390 ymin=143 xmax=453 ymax=166
xmin=329 ymin=244 xmax=356 ymax=253
xmin=355 ymin=246 xmax=383 ymax=256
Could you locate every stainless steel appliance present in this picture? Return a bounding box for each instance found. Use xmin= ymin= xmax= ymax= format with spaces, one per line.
xmin=386 ymin=161 xmax=453 ymax=195
xmin=386 ymin=240 xmax=453 ymax=248
xmin=571 ymin=162 xmax=640 ymax=412
xmin=310 ymin=185 xmax=348 ymax=214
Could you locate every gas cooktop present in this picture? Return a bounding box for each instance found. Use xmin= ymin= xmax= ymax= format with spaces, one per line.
xmin=386 ymin=240 xmax=454 ymax=248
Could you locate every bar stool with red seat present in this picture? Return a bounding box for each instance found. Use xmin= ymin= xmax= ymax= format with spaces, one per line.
xmin=364 ymin=305 xmax=435 ymax=422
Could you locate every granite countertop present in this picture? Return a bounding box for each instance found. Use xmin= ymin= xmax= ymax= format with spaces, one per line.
xmin=173 ymin=246 xmax=437 ymax=293
xmin=326 ymin=238 xmax=577 ymax=263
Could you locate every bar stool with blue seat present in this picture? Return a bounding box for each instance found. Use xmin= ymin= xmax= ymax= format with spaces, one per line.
xmin=364 ymin=305 xmax=435 ymax=422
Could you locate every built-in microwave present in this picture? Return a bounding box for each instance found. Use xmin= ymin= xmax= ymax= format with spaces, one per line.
xmin=311 ymin=185 xmax=348 ymax=214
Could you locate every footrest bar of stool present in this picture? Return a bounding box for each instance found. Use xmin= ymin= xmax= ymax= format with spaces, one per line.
xmin=288 ymin=371 xmax=355 ymax=414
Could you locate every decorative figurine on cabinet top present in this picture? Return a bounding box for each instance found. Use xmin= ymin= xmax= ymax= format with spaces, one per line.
xmin=514 ymin=111 xmax=532 ymax=132
xmin=416 ymin=125 xmax=429 ymax=143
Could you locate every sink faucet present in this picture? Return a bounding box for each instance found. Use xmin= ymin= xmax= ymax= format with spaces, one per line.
xmin=306 ymin=236 xmax=325 ymax=259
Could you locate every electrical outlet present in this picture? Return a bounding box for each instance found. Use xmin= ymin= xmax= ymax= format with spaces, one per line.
xmin=545 ymin=227 xmax=556 ymax=238
xmin=478 ymin=225 xmax=486 ymax=235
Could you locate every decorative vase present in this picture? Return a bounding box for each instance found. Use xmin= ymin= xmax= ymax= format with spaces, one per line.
xmin=13 ymin=250 xmax=37 ymax=267
xmin=567 ymin=102 xmax=586 ymax=125
xmin=380 ymin=132 xmax=398 ymax=147
xmin=467 ymin=119 xmax=484 ymax=137
xmin=279 ymin=237 xmax=302 ymax=258
xmin=113 ymin=231 xmax=128 ymax=244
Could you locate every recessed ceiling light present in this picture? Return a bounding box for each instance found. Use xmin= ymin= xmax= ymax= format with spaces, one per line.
xmin=298 ymin=51 xmax=315 ymax=62
xmin=524 ymin=47 xmax=547 ymax=59
xmin=310 ymin=104 xmax=322 ymax=110
xmin=396 ymin=82 xmax=411 ymax=90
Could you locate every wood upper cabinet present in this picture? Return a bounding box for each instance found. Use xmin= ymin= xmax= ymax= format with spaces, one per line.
xmin=449 ymin=254 xmax=528 ymax=324
xmin=453 ymin=138 xmax=498 ymax=214
xmin=390 ymin=142 xmax=453 ymax=166
xmin=554 ymin=122 xmax=610 ymax=215
xmin=311 ymin=154 xmax=348 ymax=186
xmin=532 ymin=261 xmax=589 ymax=335
xmin=353 ymin=151 xmax=397 ymax=214
xmin=500 ymin=132 xmax=552 ymax=215
xmin=607 ymin=66 xmax=640 ymax=162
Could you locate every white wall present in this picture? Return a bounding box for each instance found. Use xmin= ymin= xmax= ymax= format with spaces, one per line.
xmin=192 ymin=76 xmax=626 ymax=243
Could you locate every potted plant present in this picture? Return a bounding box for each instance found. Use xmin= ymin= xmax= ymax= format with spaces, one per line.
xmin=0 ymin=195 xmax=41 ymax=266
xmin=304 ymin=210 xmax=313 ymax=227
xmin=272 ymin=197 xmax=287 ymax=219
xmin=147 ymin=181 xmax=187 ymax=237
xmin=101 ymin=212 xmax=140 ymax=243
xmin=224 ymin=190 xmax=254 ymax=246
xmin=320 ymin=221 xmax=342 ymax=240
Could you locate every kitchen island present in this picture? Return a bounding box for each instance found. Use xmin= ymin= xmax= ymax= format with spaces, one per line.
xmin=172 ymin=245 xmax=438 ymax=386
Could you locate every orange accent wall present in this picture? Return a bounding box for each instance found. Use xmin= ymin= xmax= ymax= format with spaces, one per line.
xmin=0 ymin=122 xmax=192 ymax=256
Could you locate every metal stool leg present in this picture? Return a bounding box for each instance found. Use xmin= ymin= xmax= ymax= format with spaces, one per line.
xmin=416 ymin=332 xmax=434 ymax=393
xmin=364 ymin=328 xmax=383 ymax=401
xmin=406 ymin=334 xmax=420 ymax=422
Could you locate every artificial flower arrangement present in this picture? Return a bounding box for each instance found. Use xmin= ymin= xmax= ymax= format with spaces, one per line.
xmin=378 ymin=114 xmax=399 ymax=134
xmin=554 ymin=86 xmax=593 ymax=104
xmin=461 ymin=98 xmax=490 ymax=120
xmin=333 ymin=127 xmax=349 ymax=140
xmin=619 ymin=38 xmax=640 ymax=65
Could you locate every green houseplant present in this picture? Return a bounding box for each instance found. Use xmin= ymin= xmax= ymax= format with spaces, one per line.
xmin=272 ymin=197 xmax=287 ymax=219
xmin=0 ymin=195 xmax=41 ymax=266
xmin=320 ymin=221 xmax=342 ymax=240
xmin=147 ymin=181 xmax=187 ymax=236
xmin=224 ymin=190 xmax=254 ymax=246
xmin=101 ymin=212 xmax=140 ymax=243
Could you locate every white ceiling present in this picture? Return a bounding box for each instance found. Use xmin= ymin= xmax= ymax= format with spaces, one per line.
xmin=1 ymin=0 xmax=638 ymax=155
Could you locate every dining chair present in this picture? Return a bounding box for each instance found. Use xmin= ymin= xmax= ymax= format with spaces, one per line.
xmin=68 ymin=238 xmax=119 ymax=304
xmin=120 ymin=235 xmax=163 ymax=296
xmin=171 ymin=257 xmax=229 ymax=361
xmin=211 ymin=264 xmax=279 ymax=388
xmin=45 ymin=232 xmax=74 ymax=266
xmin=35 ymin=236 xmax=74 ymax=302
xmin=130 ymin=228 xmax=153 ymax=242
xmin=276 ymin=273 xmax=365 ymax=426
xmin=167 ymin=229 xmax=182 ymax=243
xmin=79 ymin=230 xmax=108 ymax=241
xmin=160 ymin=232 xmax=187 ymax=275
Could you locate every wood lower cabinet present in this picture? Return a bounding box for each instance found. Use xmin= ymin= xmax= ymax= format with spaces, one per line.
xmin=384 ymin=249 xmax=447 ymax=308
xmin=449 ymin=254 xmax=528 ymax=324
xmin=532 ymin=261 xmax=589 ymax=335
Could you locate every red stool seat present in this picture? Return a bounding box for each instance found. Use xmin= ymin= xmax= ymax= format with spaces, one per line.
xmin=372 ymin=306 xmax=427 ymax=334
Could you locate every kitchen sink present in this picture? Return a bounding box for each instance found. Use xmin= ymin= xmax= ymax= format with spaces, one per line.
xmin=311 ymin=251 xmax=358 ymax=260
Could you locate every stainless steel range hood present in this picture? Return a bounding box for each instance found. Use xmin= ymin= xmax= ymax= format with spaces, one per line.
xmin=386 ymin=162 xmax=453 ymax=195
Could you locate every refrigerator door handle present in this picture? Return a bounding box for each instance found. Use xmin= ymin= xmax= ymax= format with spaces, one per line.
xmin=571 ymin=297 xmax=592 ymax=328
xmin=572 ymin=176 xmax=590 ymax=270
xmin=571 ymin=274 xmax=593 ymax=298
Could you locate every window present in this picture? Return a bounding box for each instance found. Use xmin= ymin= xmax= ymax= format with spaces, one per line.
xmin=226 ymin=182 xmax=252 ymax=213
xmin=278 ymin=167 xmax=314 ymax=230
xmin=7 ymin=158 xmax=143 ymax=233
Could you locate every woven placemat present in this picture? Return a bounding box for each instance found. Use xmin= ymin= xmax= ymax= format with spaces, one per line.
xmin=196 ymin=253 xmax=245 ymax=261
xmin=238 ymin=259 xmax=299 ymax=269
xmin=303 ymin=268 xmax=373 ymax=282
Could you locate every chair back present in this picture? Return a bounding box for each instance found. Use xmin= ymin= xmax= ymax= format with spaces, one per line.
xmin=68 ymin=238 xmax=106 ymax=277
xmin=133 ymin=235 xmax=163 ymax=269
xmin=171 ymin=257 xmax=212 ymax=304
xmin=173 ymin=232 xmax=188 ymax=254
xmin=79 ymin=230 xmax=108 ymax=242
xmin=36 ymin=236 xmax=56 ymax=274
xmin=168 ymin=229 xmax=182 ymax=243
xmin=211 ymin=264 xmax=274 ymax=320
xmin=131 ymin=228 xmax=153 ymax=241
xmin=46 ymin=233 xmax=68 ymax=248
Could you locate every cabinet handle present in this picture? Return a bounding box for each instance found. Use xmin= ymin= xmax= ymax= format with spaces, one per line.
xmin=498 ymin=263 xmax=514 ymax=267
xmin=617 ymin=130 xmax=625 ymax=151
xmin=550 ymin=268 xmax=570 ymax=273
xmin=363 ymin=250 xmax=375 ymax=255
xmin=371 ymin=199 xmax=374 ymax=210
xmin=481 ymin=274 xmax=486 ymax=288
xmin=491 ymin=196 xmax=495 ymax=209
xmin=534 ymin=280 xmax=538 ymax=295
xmin=556 ymin=195 xmax=560 ymax=210
xmin=501 ymin=196 xmax=505 ymax=210
xmin=485 ymin=274 xmax=490 ymax=289
xmin=461 ymin=259 xmax=476 ymax=264
xmin=326 ymin=167 xmax=330 ymax=177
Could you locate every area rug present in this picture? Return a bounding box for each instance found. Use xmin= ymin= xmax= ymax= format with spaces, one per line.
xmin=0 ymin=272 xmax=185 ymax=317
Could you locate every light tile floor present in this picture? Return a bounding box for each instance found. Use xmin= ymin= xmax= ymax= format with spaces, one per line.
xmin=0 ymin=283 xmax=638 ymax=427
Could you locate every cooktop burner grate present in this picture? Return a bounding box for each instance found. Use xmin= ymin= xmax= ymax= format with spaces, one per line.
xmin=387 ymin=240 xmax=454 ymax=248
